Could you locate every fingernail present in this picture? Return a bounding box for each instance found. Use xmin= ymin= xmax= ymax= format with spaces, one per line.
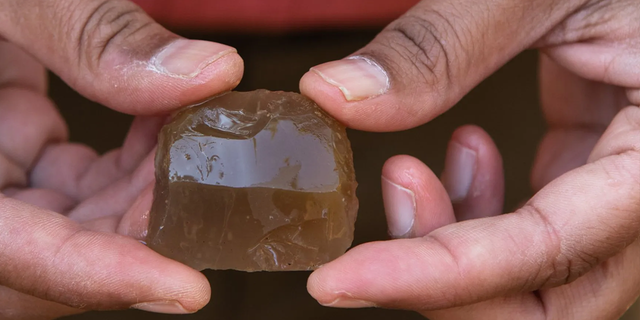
xmin=322 ymin=297 xmax=377 ymax=308
xmin=311 ymin=56 xmax=389 ymax=101
xmin=153 ymin=39 xmax=236 ymax=78
xmin=131 ymin=301 xmax=191 ymax=314
xmin=381 ymin=176 xmax=416 ymax=238
xmin=442 ymin=142 xmax=477 ymax=202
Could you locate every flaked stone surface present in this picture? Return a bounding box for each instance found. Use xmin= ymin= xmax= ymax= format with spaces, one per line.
xmin=147 ymin=90 xmax=358 ymax=271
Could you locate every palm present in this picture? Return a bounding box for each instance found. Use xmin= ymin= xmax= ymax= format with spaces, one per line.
xmin=0 ymin=42 xmax=164 ymax=318
xmin=7 ymin=116 xmax=160 ymax=227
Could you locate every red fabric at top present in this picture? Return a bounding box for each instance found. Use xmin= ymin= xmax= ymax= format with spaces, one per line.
xmin=133 ymin=0 xmax=419 ymax=32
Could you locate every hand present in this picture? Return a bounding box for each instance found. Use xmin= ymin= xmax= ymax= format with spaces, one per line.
xmin=300 ymin=0 xmax=640 ymax=319
xmin=0 ymin=0 xmax=242 ymax=318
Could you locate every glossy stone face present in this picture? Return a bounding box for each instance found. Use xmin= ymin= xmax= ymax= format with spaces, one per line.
xmin=147 ymin=90 xmax=358 ymax=271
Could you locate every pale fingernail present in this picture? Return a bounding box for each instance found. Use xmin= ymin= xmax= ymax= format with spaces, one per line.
xmin=311 ymin=56 xmax=389 ymax=101
xmin=322 ymin=297 xmax=377 ymax=308
xmin=131 ymin=301 xmax=191 ymax=314
xmin=442 ymin=142 xmax=477 ymax=202
xmin=381 ymin=176 xmax=416 ymax=238
xmin=153 ymin=39 xmax=236 ymax=78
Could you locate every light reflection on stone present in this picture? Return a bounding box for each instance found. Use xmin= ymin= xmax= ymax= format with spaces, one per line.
xmin=147 ymin=90 xmax=358 ymax=271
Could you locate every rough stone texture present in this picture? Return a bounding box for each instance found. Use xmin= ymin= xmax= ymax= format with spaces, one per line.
xmin=147 ymin=90 xmax=358 ymax=271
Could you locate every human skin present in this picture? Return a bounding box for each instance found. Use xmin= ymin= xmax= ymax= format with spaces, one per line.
xmin=0 ymin=0 xmax=244 ymax=317
xmin=0 ymin=0 xmax=638 ymax=319
xmin=298 ymin=0 xmax=640 ymax=319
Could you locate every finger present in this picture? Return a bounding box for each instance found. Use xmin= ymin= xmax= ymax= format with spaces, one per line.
xmin=538 ymin=2 xmax=640 ymax=106
xmin=307 ymin=106 xmax=640 ymax=310
xmin=539 ymin=240 xmax=640 ymax=320
xmin=422 ymin=294 xmax=543 ymax=320
xmin=0 ymin=286 xmax=81 ymax=320
xmin=31 ymin=117 xmax=163 ymax=201
xmin=0 ymin=195 xmax=210 ymax=313
xmin=0 ymin=43 xmax=67 ymax=172
xmin=0 ymin=0 xmax=243 ymax=115
xmin=0 ymin=88 xmax=67 ymax=168
xmin=381 ymin=155 xmax=454 ymax=238
xmin=3 ymin=188 xmax=75 ymax=213
xmin=531 ymin=54 xmax=628 ymax=190
xmin=423 ymin=239 xmax=640 ymax=320
xmin=539 ymin=1 xmax=640 ymax=95
xmin=66 ymin=149 xmax=155 ymax=222
xmin=0 ymin=41 xmax=46 ymax=94
xmin=299 ymin=0 xmax=588 ymax=131
xmin=28 ymin=143 xmax=99 ymax=201
xmin=119 ymin=116 xmax=166 ymax=171
xmin=441 ymin=125 xmax=504 ymax=221
xmin=0 ymin=42 xmax=68 ymax=199
xmin=117 ymin=183 xmax=153 ymax=240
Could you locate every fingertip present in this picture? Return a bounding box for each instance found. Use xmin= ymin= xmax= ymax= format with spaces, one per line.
xmin=105 ymin=235 xmax=212 ymax=312
xmin=382 ymin=155 xmax=455 ymax=238
xmin=165 ymin=49 xmax=244 ymax=109
xmin=307 ymin=267 xmax=332 ymax=305
xmin=442 ymin=125 xmax=504 ymax=220
xmin=300 ymin=70 xmax=357 ymax=127
xmin=172 ymin=268 xmax=211 ymax=312
xmin=307 ymin=242 xmax=385 ymax=307
xmin=116 ymin=238 xmax=211 ymax=313
xmin=117 ymin=183 xmax=153 ymax=240
xmin=300 ymin=69 xmax=420 ymax=131
xmin=99 ymin=49 xmax=244 ymax=115
xmin=449 ymin=125 xmax=494 ymax=150
xmin=175 ymin=50 xmax=245 ymax=104
xmin=307 ymin=239 xmax=444 ymax=310
xmin=116 ymin=186 xmax=210 ymax=311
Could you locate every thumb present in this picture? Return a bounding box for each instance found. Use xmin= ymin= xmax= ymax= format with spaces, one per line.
xmin=300 ymin=0 xmax=587 ymax=131
xmin=0 ymin=195 xmax=210 ymax=313
xmin=0 ymin=0 xmax=243 ymax=114
xmin=307 ymin=106 xmax=640 ymax=310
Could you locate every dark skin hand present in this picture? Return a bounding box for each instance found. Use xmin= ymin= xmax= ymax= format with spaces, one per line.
xmin=300 ymin=0 xmax=640 ymax=319
xmin=0 ymin=0 xmax=243 ymax=318
xmin=1 ymin=0 xmax=640 ymax=319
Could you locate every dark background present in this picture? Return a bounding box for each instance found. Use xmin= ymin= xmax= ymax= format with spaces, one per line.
xmin=50 ymin=29 xmax=638 ymax=320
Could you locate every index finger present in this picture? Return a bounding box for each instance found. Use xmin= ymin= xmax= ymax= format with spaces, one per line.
xmin=307 ymin=106 xmax=640 ymax=310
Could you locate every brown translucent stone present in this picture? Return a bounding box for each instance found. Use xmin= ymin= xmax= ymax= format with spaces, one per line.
xmin=147 ymin=90 xmax=358 ymax=271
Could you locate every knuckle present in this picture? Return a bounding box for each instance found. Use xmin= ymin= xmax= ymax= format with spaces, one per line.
xmin=42 ymin=229 xmax=88 ymax=307
xmin=423 ymin=234 xmax=467 ymax=306
xmin=519 ymin=202 xmax=623 ymax=289
xmin=516 ymin=203 xmax=577 ymax=287
xmin=600 ymin=150 xmax=640 ymax=207
xmin=377 ymin=10 xmax=463 ymax=90
xmin=75 ymin=0 xmax=155 ymax=69
xmin=599 ymin=106 xmax=640 ymax=183
xmin=542 ymin=0 xmax=634 ymax=46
